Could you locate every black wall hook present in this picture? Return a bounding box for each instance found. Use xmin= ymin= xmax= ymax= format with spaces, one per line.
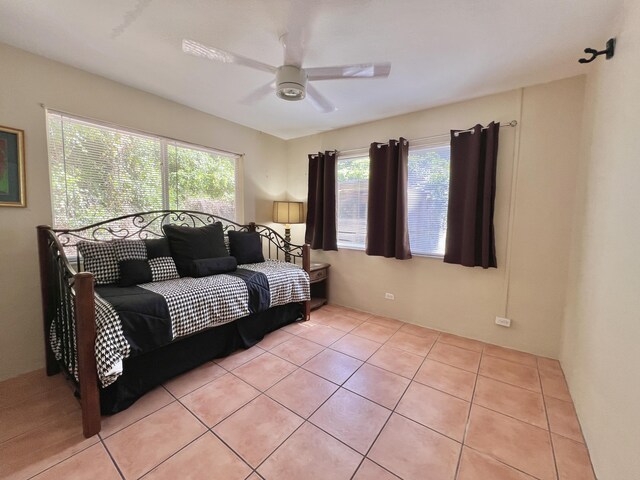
xmin=579 ymin=38 xmax=616 ymax=64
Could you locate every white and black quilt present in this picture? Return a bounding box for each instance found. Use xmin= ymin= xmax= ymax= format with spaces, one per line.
xmin=52 ymin=260 xmax=309 ymax=387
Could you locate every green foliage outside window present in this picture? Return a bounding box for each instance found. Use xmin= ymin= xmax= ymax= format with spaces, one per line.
xmin=335 ymin=145 xmax=450 ymax=255
xmin=47 ymin=113 xmax=237 ymax=229
xmin=168 ymin=145 xmax=235 ymax=218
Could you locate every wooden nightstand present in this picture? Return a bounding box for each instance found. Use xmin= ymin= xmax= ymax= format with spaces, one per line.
xmin=309 ymin=262 xmax=330 ymax=310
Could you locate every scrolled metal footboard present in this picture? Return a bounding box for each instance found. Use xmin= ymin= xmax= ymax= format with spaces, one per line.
xmin=37 ymin=226 xmax=100 ymax=437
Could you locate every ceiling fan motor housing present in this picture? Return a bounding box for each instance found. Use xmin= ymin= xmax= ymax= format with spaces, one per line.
xmin=276 ymin=65 xmax=307 ymax=101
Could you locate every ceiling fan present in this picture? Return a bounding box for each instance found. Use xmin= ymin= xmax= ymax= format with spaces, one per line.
xmin=182 ymin=36 xmax=391 ymax=113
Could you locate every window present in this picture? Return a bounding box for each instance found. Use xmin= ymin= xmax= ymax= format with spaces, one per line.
xmin=336 ymin=154 xmax=369 ymax=249
xmin=336 ymin=142 xmax=451 ymax=256
xmin=46 ymin=112 xmax=239 ymax=228
xmin=407 ymin=144 xmax=450 ymax=256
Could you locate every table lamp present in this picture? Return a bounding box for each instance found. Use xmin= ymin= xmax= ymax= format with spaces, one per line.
xmin=273 ymin=201 xmax=304 ymax=262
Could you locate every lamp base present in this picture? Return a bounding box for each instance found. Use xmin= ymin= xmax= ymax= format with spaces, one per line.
xmin=284 ymin=226 xmax=291 ymax=263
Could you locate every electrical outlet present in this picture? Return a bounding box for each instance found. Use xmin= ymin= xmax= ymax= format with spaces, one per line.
xmin=495 ymin=316 xmax=511 ymax=327
xmin=384 ymin=293 xmax=395 ymax=300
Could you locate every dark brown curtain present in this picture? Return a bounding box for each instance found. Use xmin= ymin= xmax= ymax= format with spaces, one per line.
xmin=444 ymin=122 xmax=500 ymax=268
xmin=305 ymin=151 xmax=337 ymax=250
xmin=366 ymin=138 xmax=411 ymax=259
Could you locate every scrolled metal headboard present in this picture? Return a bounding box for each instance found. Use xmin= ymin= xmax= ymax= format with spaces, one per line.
xmin=51 ymin=210 xmax=305 ymax=265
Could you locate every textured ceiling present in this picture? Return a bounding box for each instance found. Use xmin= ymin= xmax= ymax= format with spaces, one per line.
xmin=0 ymin=0 xmax=622 ymax=139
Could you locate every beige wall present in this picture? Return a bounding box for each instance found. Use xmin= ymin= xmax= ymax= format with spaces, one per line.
xmin=286 ymin=77 xmax=585 ymax=358
xmin=0 ymin=43 xmax=287 ymax=380
xmin=560 ymin=0 xmax=640 ymax=478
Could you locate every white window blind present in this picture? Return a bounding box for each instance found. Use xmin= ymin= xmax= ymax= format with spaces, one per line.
xmin=407 ymin=144 xmax=451 ymax=256
xmin=336 ymin=155 xmax=369 ymax=249
xmin=46 ymin=112 xmax=239 ymax=229
xmin=336 ymin=142 xmax=451 ymax=256
xmin=167 ymin=142 xmax=236 ymax=219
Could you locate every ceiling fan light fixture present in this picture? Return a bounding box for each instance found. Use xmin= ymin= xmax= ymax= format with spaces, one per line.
xmin=276 ymin=65 xmax=307 ymax=101
xmin=277 ymin=85 xmax=305 ymax=101
xmin=182 ymin=38 xmax=390 ymax=111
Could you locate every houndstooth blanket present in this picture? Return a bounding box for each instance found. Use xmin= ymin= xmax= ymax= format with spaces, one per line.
xmin=51 ymin=260 xmax=309 ymax=387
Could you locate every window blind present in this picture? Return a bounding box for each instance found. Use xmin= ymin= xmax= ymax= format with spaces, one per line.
xmin=46 ymin=111 xmax=238 ymax=229
xmin=167 ymin=142 xmax=236 ymax=219
xmin=407 ymin=145 xmax=451 ymax=256
xmin=336 ymin=143 xmax=450 ymax=256
xmin=336 ymin=156 xmax=369 ymax=249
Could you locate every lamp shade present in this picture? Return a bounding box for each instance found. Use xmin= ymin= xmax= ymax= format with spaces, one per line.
xmin=273 ymin=201 xmax=304 ymax=225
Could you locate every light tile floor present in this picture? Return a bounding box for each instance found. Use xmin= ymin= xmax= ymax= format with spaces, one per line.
xmin=0 ymin=305 xmax=596 ymax=480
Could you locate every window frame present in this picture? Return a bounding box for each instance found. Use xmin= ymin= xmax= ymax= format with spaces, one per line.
xmin=45 ymin=110 xmax=243 ymax=227
xmin=335 ymin=139 xmax=451 ymax=258
xmin=336 ymin=148 xmax=370 ymax=251
xmin=406 ymin=138 xmax=451 ymax=259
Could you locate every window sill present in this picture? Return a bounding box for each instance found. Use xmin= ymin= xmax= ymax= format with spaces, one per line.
xmin=336 ymin=244 xmax=366 ymax=251
xmin=336 ymin=245 xmax=444 ymax=259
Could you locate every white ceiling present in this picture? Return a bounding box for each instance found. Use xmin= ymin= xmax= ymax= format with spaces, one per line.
xmin=0 ymin=0 xmax=622 ymax=139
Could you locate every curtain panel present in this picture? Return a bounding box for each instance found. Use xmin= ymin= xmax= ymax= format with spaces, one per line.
xmin=305 ymin=151 xmax=338 ymax=250
xmin=366 ymin=138 xmax=411 ymax=260
xmin=444 ymin=122 xmax=500 ymax=268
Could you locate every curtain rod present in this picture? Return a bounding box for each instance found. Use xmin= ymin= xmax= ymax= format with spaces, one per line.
xmin=39 ymin=103 xmax=245 ymax=158
xmin=453 ymin=120 xmax=518 ymax=137
xmin=325 ymin=120 xmax=518 ymax=157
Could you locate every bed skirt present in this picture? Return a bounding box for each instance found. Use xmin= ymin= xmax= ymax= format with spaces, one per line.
xmin=99 ymin=302 xmax=303 ymax=414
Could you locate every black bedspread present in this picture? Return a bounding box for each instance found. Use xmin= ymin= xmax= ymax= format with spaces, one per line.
xmin=96 ymin=285 xmax=172 ymax=356
xmin=95 ymin=268 xmax=271 ymax=358
xmin=227 ymin=268 xmax=271 ymax=315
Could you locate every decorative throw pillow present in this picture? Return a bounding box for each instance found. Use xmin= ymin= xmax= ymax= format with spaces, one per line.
xmin=162 ymin=222 xmax=230 ymax=277
xmin=192 ymin=256 xmax=238 ymax=277
xmin=113 ymin=238 xmax=179 ymax=287
xmin=228 ymin=230 xmax=265 ymax=265
xmin=77 ymin=241 xmax=119 ymax=285
xmin=224 ymin=234 xmax=231 ymax=254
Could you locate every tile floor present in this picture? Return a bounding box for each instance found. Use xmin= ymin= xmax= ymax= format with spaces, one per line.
xmin=0 ymin=305 xmax=596 ymax=480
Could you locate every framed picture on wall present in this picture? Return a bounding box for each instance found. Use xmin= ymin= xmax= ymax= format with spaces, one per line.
xmin=0 ymin=125 xmax=26 ymax=207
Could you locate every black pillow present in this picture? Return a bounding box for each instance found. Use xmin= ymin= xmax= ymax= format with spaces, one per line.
xmin=228 ymin=230 xmax=265 ymax=265
xmin=162 ymin=222 xmax=230 ymax=277
xmin=192 ymin=256 xmax=238 ymax=277
xmin=113 ymin=238 xmax=179 ymax=287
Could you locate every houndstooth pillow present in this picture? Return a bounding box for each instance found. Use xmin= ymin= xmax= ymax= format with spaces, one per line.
xmin=77 ymin=241 xmax=119 ymax=285
xmin=113 ymin=238 xmax=179 ymax=287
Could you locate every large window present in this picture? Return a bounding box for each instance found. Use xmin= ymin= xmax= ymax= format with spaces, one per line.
xmin=336 ymin=142 xmax=451 ymax=256
xmin=46 ymin=112 xmax=239 ymax=228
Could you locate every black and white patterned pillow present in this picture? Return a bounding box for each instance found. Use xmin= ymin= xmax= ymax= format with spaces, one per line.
xmin=77 ymin=241 xmax=120 ymax=285
xmin=224 ymin=233 xmax=231 ymax=254
xmin=113 ymin=238 xmax=179 ymax=287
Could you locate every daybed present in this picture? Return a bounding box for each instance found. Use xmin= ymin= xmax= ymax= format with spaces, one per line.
xmin=37 ymin=210 xmax=311 ymax=438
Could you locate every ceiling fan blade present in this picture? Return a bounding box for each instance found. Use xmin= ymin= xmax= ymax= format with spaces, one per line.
xmin=282 ymin=0 xmax=314 ymax=66
xmin=281 ymin=32 xmax=304 ymax=67
xmin=182 ymin=39 xmax=276 ymax=74
xmin=306 ymin=84 xmax=336 ymax=113
xmin=240 ymin=82 xmax=275 ymax=105
xmin=306 ymin=62 xmax=391 ymax=81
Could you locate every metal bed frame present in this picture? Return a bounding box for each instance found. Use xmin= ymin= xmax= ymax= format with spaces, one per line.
xmin=37 ymin=210 xmax=310 ymax=437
